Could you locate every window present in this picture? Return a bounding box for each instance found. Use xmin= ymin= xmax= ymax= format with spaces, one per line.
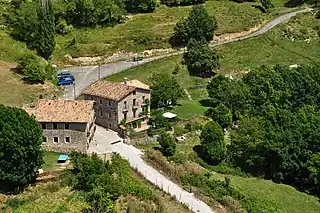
xmin=142 ymin=96 xmax=145 ymax=102
xmin=124 ymin=112 xmax=127 ymax=120
xmin=133 ymin=91 xmax=136 ymax=95
xmin=43 ymin=136 xmax=47 ymax=143
xmin=124 ymin=101 xmax=127 ymax=109
xmin=108 ymin=112 xmax=112 ymax=118
xmin=108 ymin=100 xmax=111 ymax=106
xmin=109 ymin=124 xmax=112 ymax=128
xmin=99 ymin=99 xmax=102 ymax=104
xmin=53 ymin=137 xmax=59 ymax=143
xmin=133 ymin=109 xmax=136 ymax=118
xmin=65 ymin=137 xmax=70 ymax=143
xmin=53 ymin=123 xmax=58 ymax=129
xmin=133 ymin=99 xmax=136 ymax=106
xmin=41 ymin=123 xmax=46 ymax=129
xmin=100 ymin=111 xmax=103 ymax=117
xmin=65 ymin=124 xmax=69 ymax=129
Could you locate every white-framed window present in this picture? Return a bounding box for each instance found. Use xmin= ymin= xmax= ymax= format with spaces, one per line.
xmin=109 ymin=124 xmax=112 ymax=128
xmin=53 ymin=123 xmax=58 ymax=129
xmin=99 ymin=111 xmax=103 ymax=117
xmin=99 ymin=99 xmax=102 ymax=104
xmin=43 ymin=136 xmax=47 ymax=143
xmin=53 ymin=137 xmax=59 ymax=143
xmin=108 ymin=112 xmax=112 ymax=118
xmin=65 ymin=137 xmax=71 ymax=143
xmin=42 ymin=123 xmax=46 ymax=129
xmin=108 ymin=100 xmax=111 ymax=106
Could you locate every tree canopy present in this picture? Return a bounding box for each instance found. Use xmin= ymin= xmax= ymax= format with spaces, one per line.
xmin=206 ymin=64 xmax=320 ymax=195
xmin=171 ymin=5 xmax=217 ymax=46
xmin=158 ymin=131 xmax=176 ymax=157
xmin=183 ymin=39 xmax=219 ymax=76
xmin=149 ymin=72 xmax=184 ymax=108
xmin=200 ymin=121 xmax=226 ymax=164
xmin=0 ymin=105 xmax=43 ymax=188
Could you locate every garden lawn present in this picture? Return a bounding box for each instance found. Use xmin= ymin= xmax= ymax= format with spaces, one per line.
xmin=53 ymin=0 xmax=294 ymax=60
xmin=42 ymin=151 xmax=64 ymax=171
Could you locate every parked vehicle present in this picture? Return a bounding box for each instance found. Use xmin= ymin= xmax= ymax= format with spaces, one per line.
xmin=58 ymin=70 xmax=75 ymax=81
xmin=57 ymin=77 xmax=74 ymax=86
xmin=133 ymin=56 xmax=144 ymax=61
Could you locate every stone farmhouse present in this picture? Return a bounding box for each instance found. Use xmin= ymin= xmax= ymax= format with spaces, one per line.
xmin=80 ymin=79 xmax=151 ymax=135
xmin=25 ymin=100 xmax=96 ymax=153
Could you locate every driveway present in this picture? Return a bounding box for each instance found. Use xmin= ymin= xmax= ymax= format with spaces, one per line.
xmin=61 ymin=8 xmax=312 ymax=100
xmin=110 ymin=141 xmax=214 ymax=213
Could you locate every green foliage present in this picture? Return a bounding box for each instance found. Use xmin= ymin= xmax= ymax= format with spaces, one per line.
xmin=158 ymin=131 xmax=176 ymax=156
xmin=17 ymin=52 xmax=48 ymax=83
xmin=208 ymin=64 xmax=320 ymax=195
xmin=200 ymin=121 xmax=226 ymax=164
xmin=160 ymin=0 xmax=206 ymax=7
xmin=0 ymin=105 xmax=44 ymax=187
xmin=148 ymin=110 xmax=172 ymax=133
xmin=53 ymin=0 xmax=126 ymax=27
xmin=149 ymin=72 xmax=184 ymax=108
xmin=8 ymin=0 xmax=38 ymax=45
xmin=184 ymin=39 xmax=220 ymax=76
xmin=125 ymin=0 xmax=158 ymax=13
xmin=205 ymin=103 xmax=232 ymax=128
xmin=34 ymin=0 xmax=55 ymax=60
xmin=67 ymin=152 xmax=155 ymax=211
xmin=172 ymin=5 xmax=217 ymax=46
xmin=260 ymin=0 xmax=274 ymax=13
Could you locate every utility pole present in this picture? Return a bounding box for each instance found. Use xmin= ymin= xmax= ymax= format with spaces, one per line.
xmin=73 ymin=83 xmax=76 ymax=99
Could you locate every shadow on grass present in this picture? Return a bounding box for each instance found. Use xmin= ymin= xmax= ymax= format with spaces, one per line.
xmin=10 ymin=67 xmax=44 ymax=85
xmin=251 ymin=5 xmax=267 ymax=13
xmin=199 ymin=99 xmax=212 ymax=107
xmin=0 ymin=181 xmax=30 ymax=195
xmin=284 ymin=0 xmax=305 ymax=8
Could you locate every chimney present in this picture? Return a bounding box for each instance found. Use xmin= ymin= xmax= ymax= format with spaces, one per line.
xmin=124 ymin=77 xmax=128 ymax=85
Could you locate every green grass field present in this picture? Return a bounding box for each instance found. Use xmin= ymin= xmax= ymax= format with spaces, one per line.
xmin=42 ymin=151 xmax=64 ymax=171
xmin=52 ymin=0 xmax=296 ymax=60
xmin=218 ymin=12 xmax=320 ymax=75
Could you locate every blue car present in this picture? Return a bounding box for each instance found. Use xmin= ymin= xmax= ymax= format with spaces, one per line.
xmin=58 ymin=70 xmax=75 ymax=81
xmin=57 ymin=77 xmax=74 ymax=86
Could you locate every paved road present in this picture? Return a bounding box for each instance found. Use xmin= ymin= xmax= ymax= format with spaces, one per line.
xmin=62 ymin=8 xmax=312 ymax=100
xmin=110 ymin=141 xmax=214 ymax=213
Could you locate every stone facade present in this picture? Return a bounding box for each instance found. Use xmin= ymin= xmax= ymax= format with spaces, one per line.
xmin=41 ymin=117 xmax=95 ymax=153
xmin=82 ymin=86 xmax=150 ymax=133
xmin=24 ymin=100 xmax=96 ymax=154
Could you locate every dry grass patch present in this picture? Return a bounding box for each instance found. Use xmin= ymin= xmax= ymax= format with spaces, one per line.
xmin=0 ymin=61 xmax=60 ymax=107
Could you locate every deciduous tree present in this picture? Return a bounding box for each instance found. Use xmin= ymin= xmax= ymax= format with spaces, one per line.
xmin=200 ymin=121 xmax=226 ymax=164
xmin=158 ymin=131 xmax=176 ymax=157
xmin=149 ymin=73 xmax=184 ymax=108
xmin=172 ymin=5 xmax=217 ymax=46
xmin=184 ymin=39 xmax=219 ymax=76
xmin=0 ymin=106 xmax=43 ymax=188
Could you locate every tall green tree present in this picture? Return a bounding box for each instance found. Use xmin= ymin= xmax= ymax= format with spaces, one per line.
xmin=0 ymin=106 xmax=43 ymax=188
xmin=184 ymin=39 xmax=219 ymax=76
xmin=172 ymin=5 xmax=217 ymax=46
xmin=149 ymin=73 xmax=184 ymax=108
xmin=200 ymin=121 xmax=226 ymax=164
xmin=34 ymin=0 xmax=56 ymax=60
xmin=158 ymin=131 xmax=176 ymax=157
xmin=205 ymin=103 xmax=232 ymax=128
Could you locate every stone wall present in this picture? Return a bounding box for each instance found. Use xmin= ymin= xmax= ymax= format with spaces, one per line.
xmin=42 ymin=122 xmax=95 ymax=153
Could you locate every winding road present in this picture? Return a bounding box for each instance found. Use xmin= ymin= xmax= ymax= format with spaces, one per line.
xmin=61 ymin=8 xmax=312 ymax=213
xmin=63 ymin=7 xmax=312 ymax=100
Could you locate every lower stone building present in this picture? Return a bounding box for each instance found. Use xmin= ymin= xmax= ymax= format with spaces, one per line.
xmin=25 ymin=100 xmax=96 ymax=153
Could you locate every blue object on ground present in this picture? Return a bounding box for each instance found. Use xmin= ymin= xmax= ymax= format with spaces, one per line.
xmin=58 ymin=154 xmax=68 ymax=162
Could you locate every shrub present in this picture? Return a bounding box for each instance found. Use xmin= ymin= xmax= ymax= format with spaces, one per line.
xmin=17 ymin=53 xmax=47 ymax=83
xmin=158 ymin=131 xmax=176 ymax=157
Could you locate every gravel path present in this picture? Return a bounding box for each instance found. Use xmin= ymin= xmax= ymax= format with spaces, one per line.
xmin=110 ymin=142 xmax=214 ymax=213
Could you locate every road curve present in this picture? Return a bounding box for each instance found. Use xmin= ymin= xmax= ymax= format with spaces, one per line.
xmin=63 ymin=8 xmax=312 ymax=99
